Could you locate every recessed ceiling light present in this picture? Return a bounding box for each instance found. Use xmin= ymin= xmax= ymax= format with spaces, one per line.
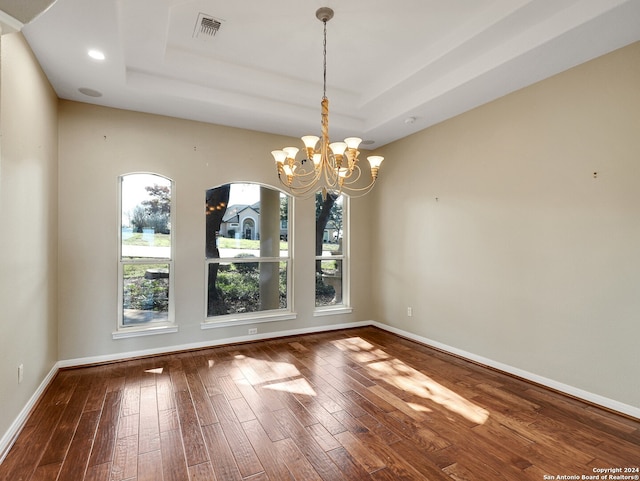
xmin=88 ymin=49 xmax=105 ymax=60
xmin=78 ymin=87 xmax=103 ymax=97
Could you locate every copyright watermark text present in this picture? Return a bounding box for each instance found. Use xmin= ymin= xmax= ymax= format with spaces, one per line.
xmin=543 ymin=467 xmax=640 ymax=480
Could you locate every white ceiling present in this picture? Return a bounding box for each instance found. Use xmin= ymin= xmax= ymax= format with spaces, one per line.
xmin=5 ymin=0 xmax=640 ymax=148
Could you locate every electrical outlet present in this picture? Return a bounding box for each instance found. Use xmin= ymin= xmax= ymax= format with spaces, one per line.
xmin=248 ymin=328 xmax=257 ymax=335
xmin=407 ymin=307 xmax=413 ymax=317
xmin=18 ymin=364 xmax=24 ymax=384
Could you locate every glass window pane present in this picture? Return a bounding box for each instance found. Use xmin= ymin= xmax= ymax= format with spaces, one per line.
xmin=315 ymin=191 xmax=345 ymax=307
xmin=207 ymin=261 xmax=288 ymax=317
xmin=315 ymin=191 xmax=343 ymax=257
xmin=206 ymin=183 xmax=289 ymax=259
xmin=122 ymin=174 xmax=171 ymax=259
xmin=122 ymin=263 xmax=170 ymax=325
xmin=206 ymin=183 xmax=290 ymax=319
xmin=316 ymin=259 xmax=343 ymax=306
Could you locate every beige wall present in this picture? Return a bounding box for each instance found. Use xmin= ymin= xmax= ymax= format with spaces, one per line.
xmin=373 ymin=42 xmax=640 ymax=409
xmin=0 ymin=33 xmax=58 ymax=439
xmin=57 ymin=101 xmax=374 ymax=361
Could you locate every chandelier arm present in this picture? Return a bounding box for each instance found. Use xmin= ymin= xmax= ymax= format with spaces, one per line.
xmin=278 ymin=159 xmax=325 ymax=197
xmin=283 ymin=179 xmax=325 ymax=198
xmin=339 ymin=178 xmax=379 ymax=198
xmin=338 ymin=162 xmax=360 ymax=181
xmin=290 ymin=171 xmax=320 ymax=185
xmin=339 ymin=165 xmax=364 ymax=185
xmin=322 ymin=158 xmax=340 ymax=186
xmin=284 ymin=166 xmax=319 ymax=183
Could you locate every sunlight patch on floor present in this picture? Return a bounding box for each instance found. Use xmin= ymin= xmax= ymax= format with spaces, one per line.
xmin=331 ymin=337 xmax=391 ymax=363
xmin=263 ymin=377 xmax=317 ymax=396
xmin=336 ymin=337 xmax=489 ymax=425
xmin=367 ymin=358 xmax=489 ymax=424
xmin=232 ymin=356 xmax=302 ymax=385
xmin=406 ymin=402 xmax=433 ymax=413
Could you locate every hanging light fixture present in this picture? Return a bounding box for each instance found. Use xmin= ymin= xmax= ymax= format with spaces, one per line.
xmin=271 ymin=7 xmax=384 ymax=198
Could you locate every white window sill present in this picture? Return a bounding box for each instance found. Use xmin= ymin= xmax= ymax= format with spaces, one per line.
xmin=112 ymin=324 xmax=178 ymax=339
xmin=201 ymin=311 xmax=297 ymax=329
xmin=313 ymin=306 xmax=353 ymax=317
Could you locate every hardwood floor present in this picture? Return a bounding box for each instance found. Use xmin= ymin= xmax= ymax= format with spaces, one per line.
xmin=1 ymin=327 xmax=638 ymax=481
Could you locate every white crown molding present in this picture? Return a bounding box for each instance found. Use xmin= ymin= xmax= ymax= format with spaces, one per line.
xmin=0 ymin=10 xmax=23 ymax=35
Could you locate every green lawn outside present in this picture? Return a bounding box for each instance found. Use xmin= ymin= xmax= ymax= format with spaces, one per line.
xmin=217 ymin=237 xmax=340 ymax=252
xmin=123 ymin=263 xmax=169 ymax=278
xmin=123 ymin=232 xmax=339 ymax=252
xmin=217 ymin=237 xmax=282 ymax=250
xmin=122 ymin=232 xmax=171 ymax=247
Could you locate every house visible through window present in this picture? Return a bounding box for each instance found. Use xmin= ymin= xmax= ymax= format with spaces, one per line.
xmin=117 ymin=173 xmax=174 ymax=333
xmin=205 ymin=183 xmax=291 ymax=322
xmin=315 ymin=191 xmax=348 ymax=309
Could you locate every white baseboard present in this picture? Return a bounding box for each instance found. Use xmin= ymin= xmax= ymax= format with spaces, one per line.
xmin=371 ymin=321 xmax=640 ymax=420
xmin=57 ymin=320 xmax=373 ymax=368
xmin=3 ymin=319 xmax=637 ymax=462
xmin=0 ymin=363 xmax=59 ymax=463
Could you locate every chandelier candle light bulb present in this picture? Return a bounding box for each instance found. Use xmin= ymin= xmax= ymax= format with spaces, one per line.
xmin=271 ymin=7 xmax=384 ymax=198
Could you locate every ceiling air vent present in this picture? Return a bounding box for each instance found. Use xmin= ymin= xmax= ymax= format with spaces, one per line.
xmin=193 ymin=12 xmax=223 ymax=38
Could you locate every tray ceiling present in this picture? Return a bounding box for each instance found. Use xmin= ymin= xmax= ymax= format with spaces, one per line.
xmin=6 ymin=0 xmax=640 ymax=147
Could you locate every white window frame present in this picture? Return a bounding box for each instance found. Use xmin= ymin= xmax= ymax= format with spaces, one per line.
xmin=202 ymin=183 xmax=295 ymax=329
xmin=115 ymin=173 xmax=176 ymax=339
xmin=314 ymin=192 xmax=352 ymax=316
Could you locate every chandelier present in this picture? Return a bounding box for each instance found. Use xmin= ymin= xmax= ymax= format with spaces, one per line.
xmin=271 ymin=7 xmax=384 ymax=198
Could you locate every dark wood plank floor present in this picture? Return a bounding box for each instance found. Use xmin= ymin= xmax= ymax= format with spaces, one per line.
xmin=1 ymin=327 xmax=638 ymax=481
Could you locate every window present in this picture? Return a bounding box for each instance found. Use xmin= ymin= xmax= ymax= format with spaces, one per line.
xmin=116 ymin=173 xmax=175 ymax=336
xmin=315 ymin=191 xmax=349 ymax=311
xmin=204 ymin=183 xmax=292 ymax=325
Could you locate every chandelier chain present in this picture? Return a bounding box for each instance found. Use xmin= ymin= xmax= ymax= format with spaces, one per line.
xmin=323 ymin=19 xmax=328 ymax=100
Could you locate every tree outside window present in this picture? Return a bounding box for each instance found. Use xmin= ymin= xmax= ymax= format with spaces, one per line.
xmin=315 ymin=191 xmax=347 ymax=307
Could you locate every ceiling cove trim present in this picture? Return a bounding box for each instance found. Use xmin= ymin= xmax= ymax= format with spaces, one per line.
xmin=0 ymin=10 xmax=23 ymax=34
